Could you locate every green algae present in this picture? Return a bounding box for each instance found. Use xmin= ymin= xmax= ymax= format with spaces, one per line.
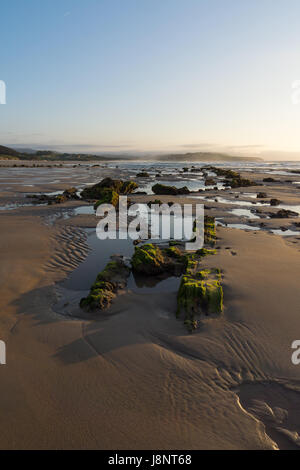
xmin=131 ymin=244 xmax=166 ymax=274
xmin=80 ymin=260 xmax=130 ymax=311
xmin=81 ymin=177 xmax=138 ymax=199
xmin=94 ymin=189 xmax=119 ymax=209
xmin=164 ymin=246 xmax=183 ymax=259
xmin=176 ymin=268 xmax=223 ymax=321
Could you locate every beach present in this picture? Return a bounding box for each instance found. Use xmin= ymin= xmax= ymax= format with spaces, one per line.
xmin=0 ymin=160 xmax=300 ymax=449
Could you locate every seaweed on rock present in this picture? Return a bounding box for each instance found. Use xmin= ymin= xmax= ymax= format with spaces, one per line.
xmin=176 ymin=268 xmax=223 ymax=332
xmin=81 ymin=177 xmax=138 ymax=200
xmin=80 ymin=259 xmax=130 ymax=311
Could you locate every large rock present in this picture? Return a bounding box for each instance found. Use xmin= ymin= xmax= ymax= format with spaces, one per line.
xmin=176 ymin=267 xmax=223 ymax=332
xmin=27 ymin=187 xmax=80 ymax=205
xmin=81 ymin=178 xmax=138 ymax=199
xmin=131 ymin=243 xmax=185 ymax=276
xmin=80 ymin=258 xmax=131 ymax=311
xmin=94 ymin=189 xmax=119 ymax=209
xmin=269 ymin=209 xmax=298 ymax=218
xmin=152 ymin=183 xmax=190 ymax=195
xmin=270 ymin=198 xmax=281 ymax=206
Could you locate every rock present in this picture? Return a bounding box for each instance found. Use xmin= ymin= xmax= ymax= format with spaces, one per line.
xmin=152 ymin=183 xmax=190 ymax=195
xmin=257 ymin=192 xmax=267 ymax=198
xmin=94 ymin=189 xmax=119 ymax=209
xmin=263 ymin=177 xmax=277 ymax=183
xmin=270 ymin=198 xmax=281 ymax=206
xmin=62 ymin=187 xmax=80 ymax=199
xmin=205 ymin=178 xmax=216 ymax=186
xmin=225 ymin=177 xmax=257 ymax=188
xmin=176 ymin=268 xmax=223 ymax=332
xmin=27 ymin=187 xmax=80 ymax=205
xmin=81 ymin=178 xmax=138 ymax=199
xmin=131 ymin=243 xmax=185 ymax=276
xmin=80 ymin=258 xmax=131 ymax=311
xmin=204 ymin=216 xmax=217 ymax=246
xmin=269 ymin=209 xmax=298 ymax=218
xmin=147 ymin=199 xmax=163 ymax=206
xmin=136 ymin=172 xmax=150 ymax=177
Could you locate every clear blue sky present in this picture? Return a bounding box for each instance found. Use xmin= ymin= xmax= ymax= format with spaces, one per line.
xmin=1 ymin=0 xmax=300 ymax=159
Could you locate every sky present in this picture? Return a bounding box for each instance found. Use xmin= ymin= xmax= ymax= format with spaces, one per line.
xmin=1 ymin=0 xmax=300 ymax=160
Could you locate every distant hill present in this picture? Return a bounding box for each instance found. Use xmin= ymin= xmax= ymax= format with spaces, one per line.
xmin=0 ymin=145 xmax=263 ymax=162
xmin=0 ymin=145 xmax=20 ymax=159
xmin=156 ymin=152 xmax=263 ymax=162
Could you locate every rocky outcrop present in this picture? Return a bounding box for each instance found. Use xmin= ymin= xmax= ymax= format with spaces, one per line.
xmin=205 ymin=178 xmax=216 ymax=186
xmin=176 ymin=266 xmax=223 ymax=332
xmin=80 ymin=257 xmax=130 ymax=311
xmin=152 ymin=183 xmax=190 ymax=195
xmin=27 ymin=187 xmax=80 ymax=205
xmin=263 ymin=177 xmax=277 ymax=183
xmin=131 ymin=243 xmax=185 ymax=276
xmin=269 ymin=209 xmax=298 ymax=218
xmin=81 ymin=178 xmax=138 ymax=200
xmin=203 ymin=166 xmax=258 ymax=188
xmin=270 ymin=198 xmax=281 ymax=206
xmin=94 ymin=189 xmax=119 ymax=209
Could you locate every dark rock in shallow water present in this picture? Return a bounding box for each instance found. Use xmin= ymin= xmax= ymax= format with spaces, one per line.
xmin=176 ymin=266 xmax=223 ymax=332
xmin=62 ymin=187 xmax=80 ymax=200
xmin=257 ymin=192 xmax=267 ymax=198
xmin=136 ymin=172 xmax=150 ymax=177
xmin=80 ymin=257 xmax=131 ymax=311
xmin=27 ymin=187 xmax=80 ymax=205
xmin=81 ymin=178 xmax=138 ymax=199
xmin=270 ymin=198 xmax=281 ymax=206
xmin=152 ymin=183 xmax=190 ymax=195
xmin=269 ymin=209 xmax=298 ymax=218
xmin=94 ymin=189 xmax=119 ymax=209
xmin=205 ymin=178 xmax=216 ymax=186
xmin=263 ymin=177 xmax=277 ymax=183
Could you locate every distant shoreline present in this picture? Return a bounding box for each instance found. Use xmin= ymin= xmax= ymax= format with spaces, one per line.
xmin=0 ymin=144 xmax=263 ymax=163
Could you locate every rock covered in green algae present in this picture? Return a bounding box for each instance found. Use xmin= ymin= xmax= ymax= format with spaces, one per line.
xmin=152 ymin=183 xmax=190 ymax=195
xmin=28 ymin=187 xmax=80 ymax=205
xmin=191 ymin=215 xmax=216 ymax=246
xmin=81 ymin=177 xmax=138 ymax=200
xmin=176 ymin=268 xmax=223 ymax=332
xmin=93 ymin=189 xmax=119 ymax=209
xmin=203 ymin=166 xmax=258 ymax=188
xmin=269 ymin=209 xmax=298 ymax=218
xmin=204 ymin=216 xmax=217 ymax=246
xmin=131 ymin=243 xmax=185 ymax=276
xmin=80 ymin=258 xmax=131 ymax=311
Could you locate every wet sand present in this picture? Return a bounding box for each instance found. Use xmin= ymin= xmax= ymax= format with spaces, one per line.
xmin=0 ymin=161 xmax=300 ymax=449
